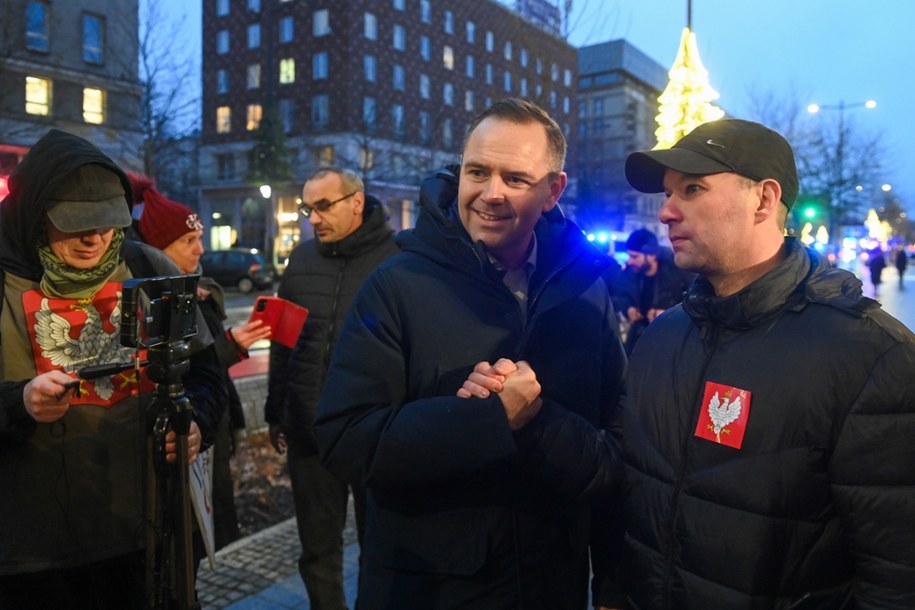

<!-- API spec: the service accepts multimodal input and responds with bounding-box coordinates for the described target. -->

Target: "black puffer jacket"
[315,167,626,609]
[618,238,915,608]
[264,195,399,452]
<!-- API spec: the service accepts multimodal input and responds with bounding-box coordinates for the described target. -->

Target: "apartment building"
[198,0,577,266]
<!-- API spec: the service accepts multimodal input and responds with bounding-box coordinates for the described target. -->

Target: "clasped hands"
[456,358,542,430]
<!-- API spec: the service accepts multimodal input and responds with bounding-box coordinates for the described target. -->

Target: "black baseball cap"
[46,164,132,232]
[625,119,799,209]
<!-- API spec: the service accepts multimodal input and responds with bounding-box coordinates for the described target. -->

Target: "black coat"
[315,167,626,609]
[265,196,399,452]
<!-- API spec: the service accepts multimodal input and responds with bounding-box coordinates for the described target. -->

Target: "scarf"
[38,229,126,299]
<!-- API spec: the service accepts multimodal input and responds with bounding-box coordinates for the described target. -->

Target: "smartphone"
[249,296,309,349]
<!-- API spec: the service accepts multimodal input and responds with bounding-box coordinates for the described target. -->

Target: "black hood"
[0,129,134,280]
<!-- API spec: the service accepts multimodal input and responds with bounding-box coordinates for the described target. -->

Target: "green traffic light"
[803,207,816,219]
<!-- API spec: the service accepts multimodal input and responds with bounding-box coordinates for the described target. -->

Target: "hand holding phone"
[249,296,309,349]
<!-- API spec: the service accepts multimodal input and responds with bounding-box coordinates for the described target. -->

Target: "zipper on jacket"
[321,259,348,376]
[662,321,720,607]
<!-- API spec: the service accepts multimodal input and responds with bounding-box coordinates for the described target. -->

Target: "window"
[551,63,559,81]
[485,63,492,85]
[464,90,474,112]
[279,58,295,84]
[392,64,405,91]
[363,97,376,129]
[443,11,454,34]
[247,24,261,48]
[485,31,493,52]
[550,90,557,108]
[312,95,329,128]
[25,76,50,115]
[246,104,263,130]
[363,55,377,82]
[392,25,405,51]
[279,99,294,133]
[217,69,229,94]
[536,57,543,74]
[313,52,328,79]
[420,36,430,61]
[442,46,454,70]
[443,83,454,106]
[317,145,334,166]
[419,111,430,143]
[520,48,528,67]
[420,0,431,23]
[82,14,104,64]
[364,13,377,40]
[563,96,570,114]
[216,30,229,54]
[313,9,330,36]
[26,1,48,51]
[419,73,430,99]
[442,118,453,147]
[503,71,511,92]
[466,21,475,44]
[216,0,229,16]
[393,0,405,10]
[247,0,261,11]
[360,147,374,170]
[216,106,231,133]
[279,16,294,43]
[520,77,528,97]
[217,153,235,180]
[465,55,474,77]
[503,42,512,61]
[244,64,259,89]
[392,104,404,137]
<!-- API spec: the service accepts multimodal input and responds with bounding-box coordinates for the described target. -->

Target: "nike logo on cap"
[706,139,726,149]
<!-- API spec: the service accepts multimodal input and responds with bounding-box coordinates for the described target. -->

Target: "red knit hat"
[135,177,204,250]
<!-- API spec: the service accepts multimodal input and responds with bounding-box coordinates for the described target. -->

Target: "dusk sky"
[158,0,913,210]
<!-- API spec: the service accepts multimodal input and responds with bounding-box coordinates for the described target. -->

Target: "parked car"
[200,248,275,293]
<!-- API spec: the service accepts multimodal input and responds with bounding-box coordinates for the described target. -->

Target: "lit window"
[247,23,261,48]
[279,58,295,84]
[393,64,405,91]
[247,0,261,11]
[465,55,474,77]
[216,106,231,133]
[442,46,453,70]
[216,0,229,16]
[26,1,49,52]
[364,55,377,82]
[464,90,474,112]
[364,13,377,40]
[420,36,430,61]
[25,76,51,115]
[279,99,294,133]
[360,147,373,170]
[393,25,405,51]
[443,83,454,106]
[485,31,493,52]
[392,104,404,136]
[312,95,329,127]
[82,14,103,64]
[466,21,475,44]
[279,16,294,43]
[313,9,330,36]
[83,87,104,124]
[363,97,376,128]
[313,52,328,79]
[216,30,229,54]
[419,74,430,99]
[217,69,229,94]
[247,64,261,89]
[420,0,430,22]
[246,104,263,131]
[444,11,454,34]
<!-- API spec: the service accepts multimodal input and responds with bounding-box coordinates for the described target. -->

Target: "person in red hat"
[133,175,271,551]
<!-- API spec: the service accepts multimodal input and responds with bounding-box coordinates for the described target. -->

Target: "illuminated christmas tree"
[654,27,725,149]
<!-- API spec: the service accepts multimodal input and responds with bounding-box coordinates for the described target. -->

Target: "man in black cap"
[0,129,226,607]
[614,227,693,354]
[461,118,915,607]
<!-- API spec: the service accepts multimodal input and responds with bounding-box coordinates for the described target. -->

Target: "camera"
[121,274,199,350]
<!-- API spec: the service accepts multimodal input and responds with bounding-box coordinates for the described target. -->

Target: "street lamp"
[260,184,276,264]
[806,98,878,241]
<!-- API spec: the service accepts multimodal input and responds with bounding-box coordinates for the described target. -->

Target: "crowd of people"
[1,99,913,610]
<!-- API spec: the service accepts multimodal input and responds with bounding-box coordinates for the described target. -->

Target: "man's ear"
[544,171,568,212]
[353,191,365,215]
[756,178,783,223]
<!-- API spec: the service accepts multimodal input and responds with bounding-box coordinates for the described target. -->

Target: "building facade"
[198,0,578,267]
[0,0,144,196]
[571,39,668,245]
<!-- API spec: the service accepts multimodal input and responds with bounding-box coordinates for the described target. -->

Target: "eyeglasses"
[298,192,357,218]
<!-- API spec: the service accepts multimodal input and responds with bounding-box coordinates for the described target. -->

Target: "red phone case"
[249,296,309,349]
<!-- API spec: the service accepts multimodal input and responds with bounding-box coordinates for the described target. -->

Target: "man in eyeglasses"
[264,166,399,609]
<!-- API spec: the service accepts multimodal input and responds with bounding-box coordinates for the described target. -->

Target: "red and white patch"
[694,381,752,449]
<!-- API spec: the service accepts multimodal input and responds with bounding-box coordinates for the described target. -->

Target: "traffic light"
[795,199,821,221]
